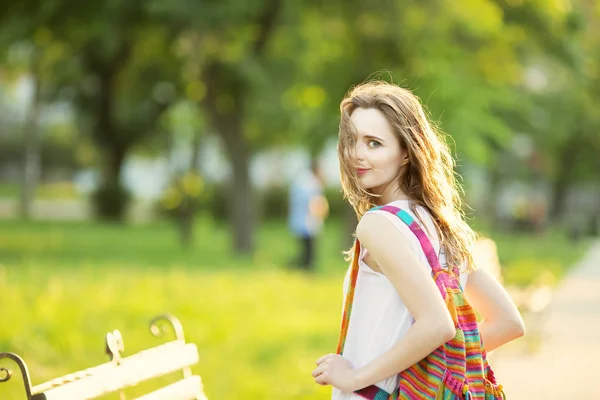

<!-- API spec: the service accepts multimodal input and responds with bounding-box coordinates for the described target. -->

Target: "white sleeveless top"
[332,200,468,399]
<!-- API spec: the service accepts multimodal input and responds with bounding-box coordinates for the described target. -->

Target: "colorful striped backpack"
[336,205,506,400]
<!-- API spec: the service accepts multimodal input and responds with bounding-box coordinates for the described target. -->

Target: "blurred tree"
[539,9,600,220]
[0,33,46,218]
[496,0,600,220]
[156,100,208,249]
[19,45,41,220]
[1,0,181,220]
[67,4,180,220]
[151,0,286,254]
[154,0,588,250]
[275,0,532,237]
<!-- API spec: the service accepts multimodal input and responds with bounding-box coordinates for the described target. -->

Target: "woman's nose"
[354,142,366,161]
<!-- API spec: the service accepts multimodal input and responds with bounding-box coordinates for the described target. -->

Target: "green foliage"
[91,182,131,221]
[156,181,229,222]
[1,0,599,235]
[204,184,230,222]
[1,0,184,224]
[157,172,205,217]
[0,135,78,171]
[324,187,348,219]
[258,185,289,221]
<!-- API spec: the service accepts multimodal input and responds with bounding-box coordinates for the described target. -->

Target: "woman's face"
[349,107,407,192]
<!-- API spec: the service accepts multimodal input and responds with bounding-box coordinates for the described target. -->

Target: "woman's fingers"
[314,354,336,386]
[316,353,335,365]
[314,371,329,385]
[311,363,327,378]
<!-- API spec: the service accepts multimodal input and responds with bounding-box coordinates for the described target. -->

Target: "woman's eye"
[368,140,381,148]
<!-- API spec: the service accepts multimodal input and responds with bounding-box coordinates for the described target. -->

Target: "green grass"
[0,216,349,400]
[0,183,19,198]
[0,215,349,272]
[0,215,591,399]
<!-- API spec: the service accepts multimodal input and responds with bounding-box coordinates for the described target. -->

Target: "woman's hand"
[312,353,359,392]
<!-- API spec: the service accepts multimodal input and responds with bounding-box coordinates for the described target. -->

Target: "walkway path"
[492,241,600,399]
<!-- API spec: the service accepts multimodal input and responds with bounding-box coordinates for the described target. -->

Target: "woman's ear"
[399,146,410,166]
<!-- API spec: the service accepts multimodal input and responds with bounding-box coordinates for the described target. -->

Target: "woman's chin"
[357,176,382,193]
[356,178,370,189]
[358,182,377,192]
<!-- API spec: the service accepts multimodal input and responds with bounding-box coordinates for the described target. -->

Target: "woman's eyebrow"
[364,134,385,142]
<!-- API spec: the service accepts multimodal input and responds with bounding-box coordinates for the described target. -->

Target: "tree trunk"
[226,134,255,254]
[196,0,282,254]
[178,131,203,249]
[106,145,127,185]
[487,162,503,224]
[216,113,255,254]
[20,53,42,220]
[202,63,255,255]
[91,144,129,221]
[550,169,570,222]
[178,206,194,249]
[190,130,202,172]
[83,41,133,221]
[91,70,131,221]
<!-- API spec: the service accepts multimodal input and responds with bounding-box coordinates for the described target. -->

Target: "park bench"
[0,314,208,400]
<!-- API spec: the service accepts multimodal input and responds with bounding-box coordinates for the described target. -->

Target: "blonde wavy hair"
[338,81,477,272]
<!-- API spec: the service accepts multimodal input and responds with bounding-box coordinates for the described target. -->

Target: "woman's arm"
[350,213,455,390]
[464,268,525,352]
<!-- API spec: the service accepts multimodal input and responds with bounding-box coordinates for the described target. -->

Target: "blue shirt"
[288,172,324,237]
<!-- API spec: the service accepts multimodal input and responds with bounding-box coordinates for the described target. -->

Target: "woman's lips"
[357,168,370,176]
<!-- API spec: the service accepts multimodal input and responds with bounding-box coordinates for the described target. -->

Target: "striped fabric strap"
[336,240,361,355]
[336,241,396,399]
[355,385,394,400]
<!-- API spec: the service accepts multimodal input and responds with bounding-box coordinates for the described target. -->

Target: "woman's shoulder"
[357,207,435,271]
[356,211,413,252]
[360,201,439,245]
[358,202,418,241]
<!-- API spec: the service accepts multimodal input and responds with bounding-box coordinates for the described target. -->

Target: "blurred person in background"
[288,158,329,272]
[312,82,524,399]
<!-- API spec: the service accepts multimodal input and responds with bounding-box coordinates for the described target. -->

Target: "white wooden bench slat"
[37,342,198,400]
[32,340,184,394]
[135,375,208,400]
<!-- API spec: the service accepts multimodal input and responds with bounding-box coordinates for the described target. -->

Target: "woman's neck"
[373,185,411,205]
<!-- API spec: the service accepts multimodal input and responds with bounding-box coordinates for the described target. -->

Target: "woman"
[312,81,525,398]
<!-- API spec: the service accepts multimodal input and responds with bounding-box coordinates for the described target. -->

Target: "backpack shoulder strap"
[336,239,360,355]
